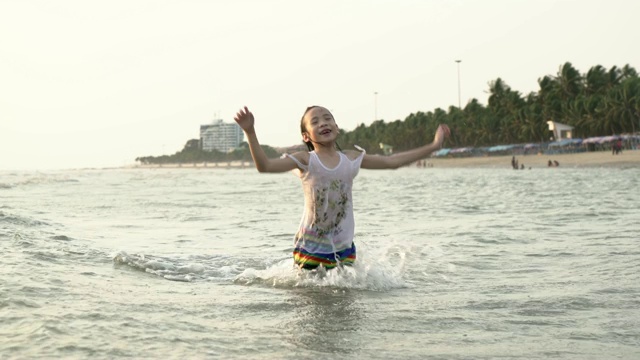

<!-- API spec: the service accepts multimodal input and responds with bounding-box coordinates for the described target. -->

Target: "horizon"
[2,0,639,170]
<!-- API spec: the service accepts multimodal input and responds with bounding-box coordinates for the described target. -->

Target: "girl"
[234,106,450,270]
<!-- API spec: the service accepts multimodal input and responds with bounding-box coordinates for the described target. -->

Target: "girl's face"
[302,107,339,145]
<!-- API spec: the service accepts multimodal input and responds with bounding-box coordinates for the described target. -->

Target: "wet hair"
[300,106,342,152]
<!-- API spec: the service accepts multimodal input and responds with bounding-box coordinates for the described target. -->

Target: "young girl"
[234,106,450,270]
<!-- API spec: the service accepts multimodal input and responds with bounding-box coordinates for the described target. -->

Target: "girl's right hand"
[234,106,255,133]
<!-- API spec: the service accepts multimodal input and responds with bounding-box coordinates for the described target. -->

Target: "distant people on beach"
[548,160,560,167]
[511,157,528,170]
[612,138,623,155]
[511,156,519,170]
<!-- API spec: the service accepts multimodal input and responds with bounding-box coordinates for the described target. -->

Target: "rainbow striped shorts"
[293,242,356,270]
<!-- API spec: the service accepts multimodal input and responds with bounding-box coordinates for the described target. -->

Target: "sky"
[1,0,638,170]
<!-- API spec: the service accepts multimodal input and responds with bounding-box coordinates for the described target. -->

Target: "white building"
[200,119,244,153]
[547,121,574,141]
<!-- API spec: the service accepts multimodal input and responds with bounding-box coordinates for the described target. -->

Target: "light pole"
[455,60,462,108]
[374,91,378,120]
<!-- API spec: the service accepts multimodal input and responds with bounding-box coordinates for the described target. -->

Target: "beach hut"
[547,121,574,141]
[379,143,393,155]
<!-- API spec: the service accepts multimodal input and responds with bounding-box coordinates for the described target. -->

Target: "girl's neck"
[313,143,341,169]
[313,142,338,155]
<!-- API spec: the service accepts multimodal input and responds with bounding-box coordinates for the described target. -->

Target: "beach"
[130,150,640,170]
[428,149,640,168]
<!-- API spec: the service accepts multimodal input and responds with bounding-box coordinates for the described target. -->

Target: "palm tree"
[585,65,608,95]
[555,62,583,101]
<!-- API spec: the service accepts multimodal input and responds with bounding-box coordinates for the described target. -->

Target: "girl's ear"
[302,132,311,143]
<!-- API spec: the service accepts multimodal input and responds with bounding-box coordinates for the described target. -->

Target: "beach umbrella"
[433,148,451,157]
[598,136,617,144]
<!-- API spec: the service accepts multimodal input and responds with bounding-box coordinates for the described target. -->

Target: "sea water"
[1,166,639,359]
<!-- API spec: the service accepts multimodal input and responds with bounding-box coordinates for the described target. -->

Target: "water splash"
[234,242,410,291]
[113,241,412,290]
[112,251,207,282]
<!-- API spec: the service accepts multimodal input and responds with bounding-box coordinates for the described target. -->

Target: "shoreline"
[127,150,640,170]
[129,161,254,169]
[427,149,640,169]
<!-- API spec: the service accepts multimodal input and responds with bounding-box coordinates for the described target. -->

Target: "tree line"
[137,62,639,163]
[135,139,281,165]
[340,62,639,154]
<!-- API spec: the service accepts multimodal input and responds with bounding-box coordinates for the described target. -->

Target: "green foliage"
[137,62,640,162]
[136,139,279,165]
[340,62,639,153]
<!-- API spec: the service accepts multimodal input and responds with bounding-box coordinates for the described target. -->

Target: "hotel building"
[200,119,244,153]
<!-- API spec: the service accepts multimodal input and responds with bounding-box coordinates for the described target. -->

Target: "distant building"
[379,143,393,155]
[200,119,244,153]
[547,121,574,141]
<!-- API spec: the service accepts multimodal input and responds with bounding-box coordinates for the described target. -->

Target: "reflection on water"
[284,287,364,356]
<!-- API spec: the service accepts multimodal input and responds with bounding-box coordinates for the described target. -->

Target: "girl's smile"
[302,106,339,145]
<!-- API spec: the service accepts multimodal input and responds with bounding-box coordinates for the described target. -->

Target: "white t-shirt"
[286,149,365,254]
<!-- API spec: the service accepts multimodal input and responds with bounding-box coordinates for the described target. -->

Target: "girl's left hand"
[433,124,451,148]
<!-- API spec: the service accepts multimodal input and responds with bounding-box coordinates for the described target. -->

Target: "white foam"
[112,240,442,288]
[234,242,410,291]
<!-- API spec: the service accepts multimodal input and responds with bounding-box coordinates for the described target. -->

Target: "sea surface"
[1,166,639,359]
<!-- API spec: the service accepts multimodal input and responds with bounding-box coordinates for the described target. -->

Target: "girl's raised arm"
[234,106,300,173]
[361,124,450,169]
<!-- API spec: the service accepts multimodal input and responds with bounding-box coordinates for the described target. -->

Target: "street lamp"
[455,60,462,108]
[374,91,378,120]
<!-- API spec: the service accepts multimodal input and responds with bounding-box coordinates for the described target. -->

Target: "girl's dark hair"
[300,106,342,152]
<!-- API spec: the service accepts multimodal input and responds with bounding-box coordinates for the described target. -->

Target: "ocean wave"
[112,251,227,282]
[0,172,80,191]
[0,210,49,227]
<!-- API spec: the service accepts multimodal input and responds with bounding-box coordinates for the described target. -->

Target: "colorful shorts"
[293,243,356,270]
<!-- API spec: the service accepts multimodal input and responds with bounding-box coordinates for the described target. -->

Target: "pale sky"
[1,0,637,170]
